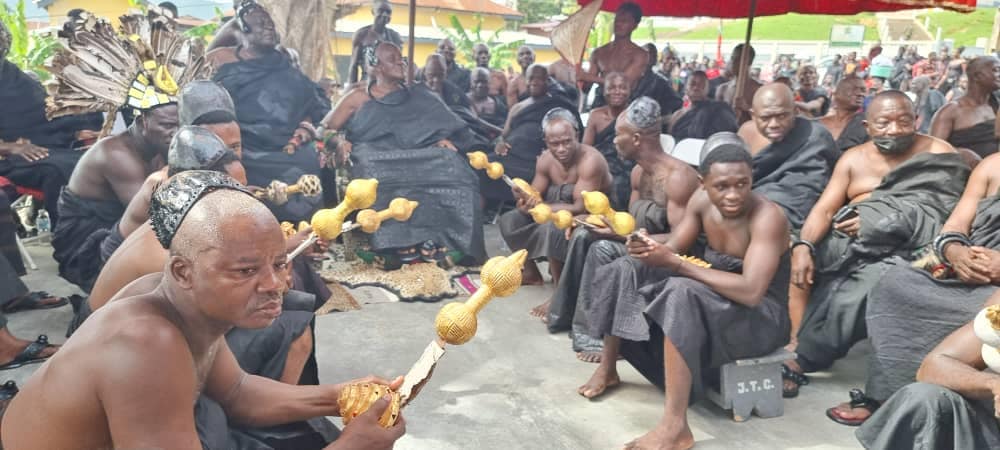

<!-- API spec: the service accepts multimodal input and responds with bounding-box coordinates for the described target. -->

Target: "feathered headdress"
[45,7,211,137]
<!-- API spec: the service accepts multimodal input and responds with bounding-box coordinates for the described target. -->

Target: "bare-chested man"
[817,76,869,152]
[584,72,633,209]
[3,171,406,450]
[930,56,1000,159]
[473,43,507,99]
[548,96,700,362]
[716,44,763,124]
[786,91,970,397]
[349,0,403,85]
[498,108,611,300]
[576,2,648,91]
[469,67,509,128]
[507,45,536,107]
[580,136,791,450]
[51,98,178,292]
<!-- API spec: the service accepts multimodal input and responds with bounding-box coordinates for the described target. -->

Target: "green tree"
[183,7,226,41]
[517,0,566,24]
[0,0,61,81]
[436,14,524,69]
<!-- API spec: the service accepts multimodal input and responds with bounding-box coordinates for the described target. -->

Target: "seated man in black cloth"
[827,149,1000,426]
[793,65,830,118]
[550,97,700,363]
[423,54,500,143]
[930,56,1000,160]
[0,21,102,227]
[584,72,635,210]
[579,137,791,450]
[207,1,331,222]
[498,108,611,306]
[437,38,471,92]
[469,67,509,129]
[666,70,738,142]
[785,91,970,398]
[322,42,486,264]
[817,76,869,153]
[2,171,403,450]
[52,96,178,293]
[484,64,581,206]
[855,293,1000,449]
[473,43,507,100]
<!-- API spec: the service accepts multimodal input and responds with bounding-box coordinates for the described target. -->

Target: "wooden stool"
[705,348,794,422]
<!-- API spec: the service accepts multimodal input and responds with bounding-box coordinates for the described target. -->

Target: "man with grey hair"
[548,96,700,362]
[499,107,612,315]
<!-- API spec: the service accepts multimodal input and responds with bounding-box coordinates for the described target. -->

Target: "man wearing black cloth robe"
[584,72,634,210]
[550,97,699,363]
[794,65,830,118]
[817,76,869,153]
[667,71,738,142]
[578,137,792,450]
[436,38,471,92]
[423,54,499,145]
[930,56,1000,159]
[207,1,331,222]
[482,64,580,205]
[785,91,970,398]
[322,42,486,264]
[469,67,508,129]
[0,21,102,227]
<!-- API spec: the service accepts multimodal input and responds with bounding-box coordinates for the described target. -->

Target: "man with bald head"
[785,91,971,397]
[930,56,1000,159]
[507,45,536,106]
[473,43,507,99]
[436,38,471,91]
[818,76,870,152]
[424,54,501,143]
[549,97,700,362]
[469,67,509,129]
[3,171,406,450]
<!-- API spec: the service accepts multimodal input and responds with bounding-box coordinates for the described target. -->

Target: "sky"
[4,0,227,21]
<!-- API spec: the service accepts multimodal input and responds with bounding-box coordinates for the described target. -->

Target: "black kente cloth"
[52,188,125,292]
[947,120,998,159]
[752,117,839,230]
[477,96,508,128]
[0,190,24,276]
[447,64,471,92]
[345,85,486,263]
[213,50,330,154]
[516,77,580,106]
[670,100,739,142]
[592,71,683,116]
[796,152,970,372]
[798,88,830,118]
[498,184,574,261]
[829,112,870,152]
[856,383,1000,450]
[98,221,124,263]
[593,120,634,211]
[864,195,1000,401]
[588,248,790,399]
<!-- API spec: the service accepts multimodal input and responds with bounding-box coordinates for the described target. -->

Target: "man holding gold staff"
[2,171,404,450]
[579,134,793,450]
[497,108,612,318]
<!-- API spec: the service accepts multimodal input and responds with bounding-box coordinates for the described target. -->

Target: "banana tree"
[0,0,61,81]
[435,14,524,69]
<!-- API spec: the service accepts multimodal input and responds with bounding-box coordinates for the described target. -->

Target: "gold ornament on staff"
[974,305,1000,372]
[467,151,504,180]
[353,198,419,233]
[528,203,573,230]
[257,174,323,206]
[337,250,530,427]
[287,178,378,259]
[582,191,636,236]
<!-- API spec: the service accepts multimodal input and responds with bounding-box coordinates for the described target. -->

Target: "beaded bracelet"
[933,232,972,267]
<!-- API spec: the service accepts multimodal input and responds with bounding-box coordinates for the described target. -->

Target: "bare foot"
[529,299,551,322]
[577,365,620,399]
[624,421,695,450]
[521,261,544,286]
[576,351,602,363]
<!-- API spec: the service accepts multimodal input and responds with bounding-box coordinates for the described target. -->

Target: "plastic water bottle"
[35,210,50,233]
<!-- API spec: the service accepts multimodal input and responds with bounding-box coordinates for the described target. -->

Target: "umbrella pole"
[407,0,417,85]
[733,0,758,112]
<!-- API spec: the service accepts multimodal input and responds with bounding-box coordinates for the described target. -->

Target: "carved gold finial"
[435,250,528,345]
[581,191,635,236]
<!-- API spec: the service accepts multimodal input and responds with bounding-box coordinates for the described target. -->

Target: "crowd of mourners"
[0,0,999,448]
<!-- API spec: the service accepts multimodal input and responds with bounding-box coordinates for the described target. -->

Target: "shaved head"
[751,83,796,142]
[866,90,914,120]
[753,83,795,111]
[966,56,1000,92]
[170,189,278,259]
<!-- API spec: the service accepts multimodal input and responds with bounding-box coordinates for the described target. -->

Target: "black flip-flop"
[826,388,880,426]
[3,291,69,313]
[781,364,810,398]
[0,335,56,371]
[0,380,18,417]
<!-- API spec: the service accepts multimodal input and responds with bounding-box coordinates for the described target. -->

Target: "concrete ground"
[11,226,866,449]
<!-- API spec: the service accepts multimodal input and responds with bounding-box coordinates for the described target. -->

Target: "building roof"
[336,0,523,20]
[334,18,549,48]
[35,0,56,8]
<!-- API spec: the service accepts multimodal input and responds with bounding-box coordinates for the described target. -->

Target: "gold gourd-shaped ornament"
[435,250,528,345]
[467,151,504,180]
[528,203,573,230]
[975,305,1000,372]
[257,175,323,206]
[355,198,419,233]
[337,251,530,427]
[287,179,378,259]
[581,191,636,236]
